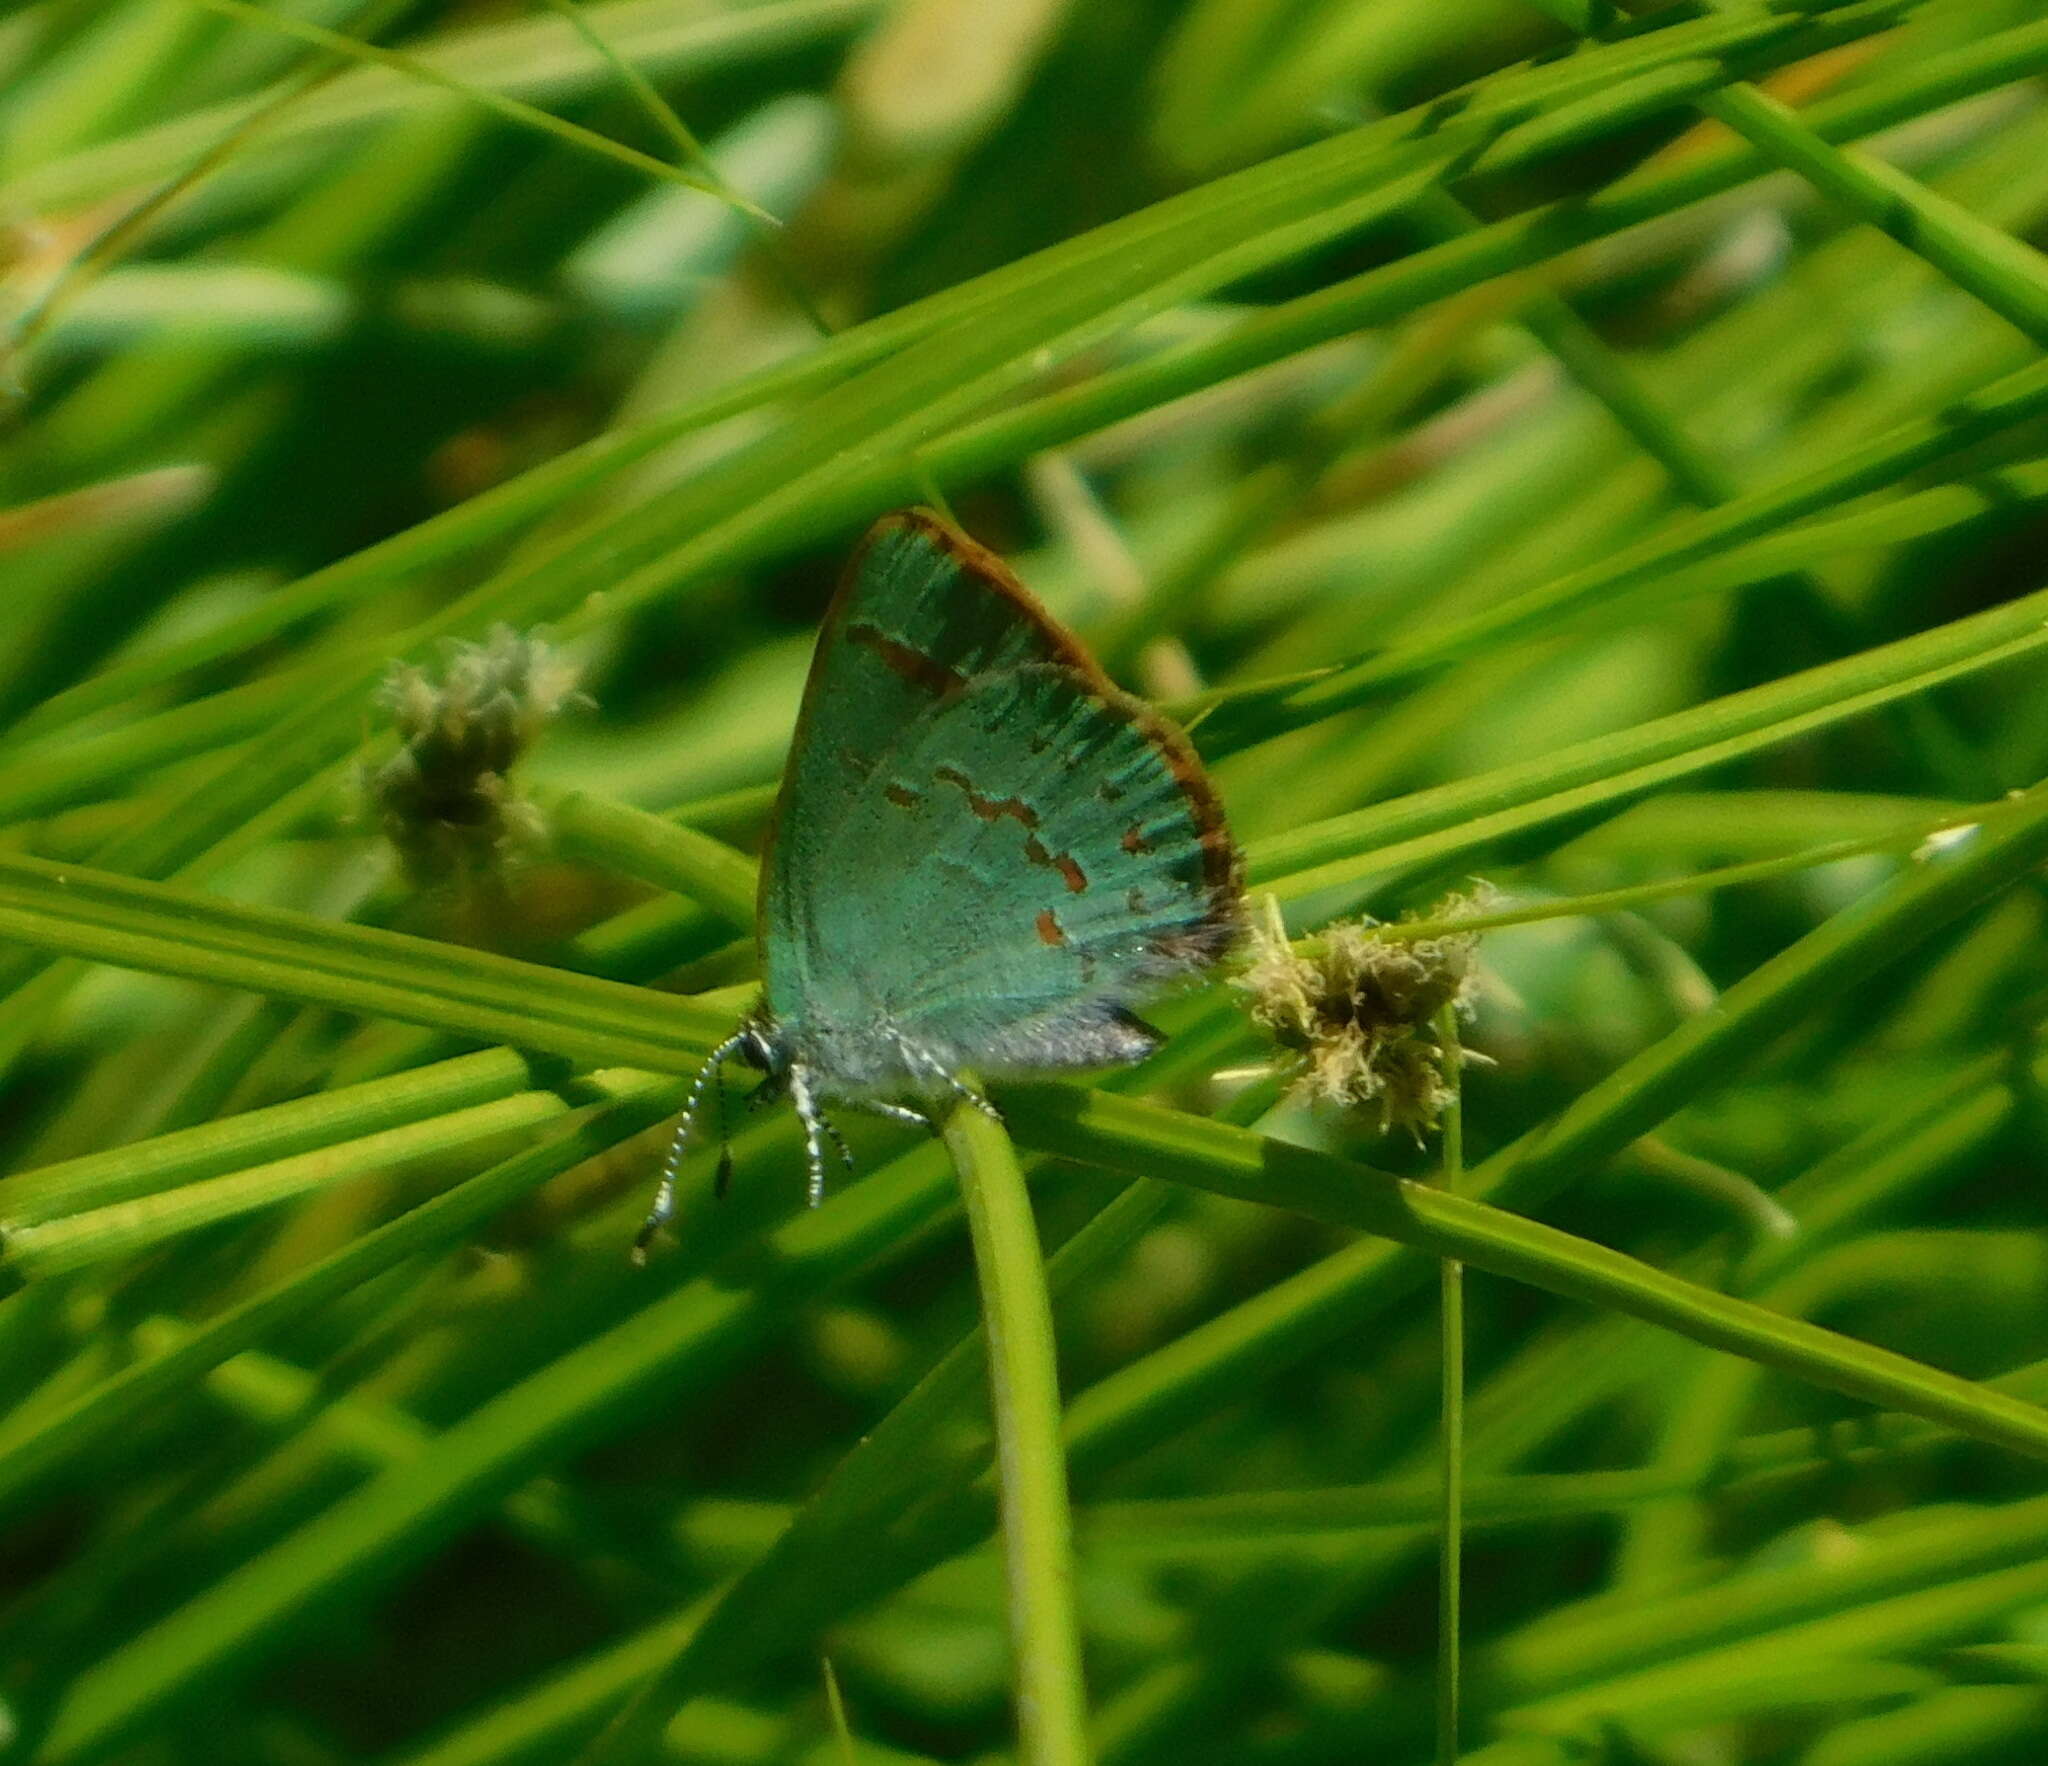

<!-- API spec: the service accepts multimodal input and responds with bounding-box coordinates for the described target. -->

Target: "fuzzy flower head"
[371,626,582,886]
[1235,891,1487,1137]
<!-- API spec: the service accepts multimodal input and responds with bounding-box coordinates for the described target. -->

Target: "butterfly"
[639,508,1241,1249]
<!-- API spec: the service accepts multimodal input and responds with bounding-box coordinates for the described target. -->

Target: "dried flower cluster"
[371,626,581,886]
[1235,892,1486,1137]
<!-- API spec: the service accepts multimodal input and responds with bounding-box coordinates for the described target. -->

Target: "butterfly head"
[733,1010,788,1083]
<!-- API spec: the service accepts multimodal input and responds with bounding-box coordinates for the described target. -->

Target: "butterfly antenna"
[635,1031,746,1264]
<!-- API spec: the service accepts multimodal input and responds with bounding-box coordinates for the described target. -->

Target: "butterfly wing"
[758,510,1064,1017]
[758,509,1239,1092]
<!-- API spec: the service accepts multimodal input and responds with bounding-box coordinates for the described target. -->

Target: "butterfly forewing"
[759,510,1240,1093]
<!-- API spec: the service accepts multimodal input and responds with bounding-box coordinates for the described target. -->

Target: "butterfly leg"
[636,1031,749,1263]
[788,1065,835,1209]
[890,1034,1002,1123]
[937,1072,1003,1122]
[844,1098,934,1130]
[819,1111,857,1173]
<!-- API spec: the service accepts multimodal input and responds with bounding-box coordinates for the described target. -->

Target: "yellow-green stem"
[942,1091,1093,1766]
[1435,1005,1467,1766]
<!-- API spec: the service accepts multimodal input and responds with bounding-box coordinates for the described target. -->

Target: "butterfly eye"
[738,1025,780,1073]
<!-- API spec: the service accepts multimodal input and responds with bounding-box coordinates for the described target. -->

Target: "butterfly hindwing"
[758,510,1239,1093]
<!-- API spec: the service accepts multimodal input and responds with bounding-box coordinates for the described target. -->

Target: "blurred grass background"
[4,0,2048,1761]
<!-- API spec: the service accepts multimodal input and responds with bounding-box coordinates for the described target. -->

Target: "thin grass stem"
[1435,1004,1467,1766]
[941,1090,1093,1766]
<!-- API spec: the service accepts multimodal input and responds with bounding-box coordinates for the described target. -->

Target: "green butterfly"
[643,509,1241,1243]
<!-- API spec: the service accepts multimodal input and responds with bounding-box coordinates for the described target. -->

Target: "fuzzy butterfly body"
[641,509,1241,1243]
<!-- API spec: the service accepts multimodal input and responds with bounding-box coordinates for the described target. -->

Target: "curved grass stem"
[942,1088,1093,1766]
